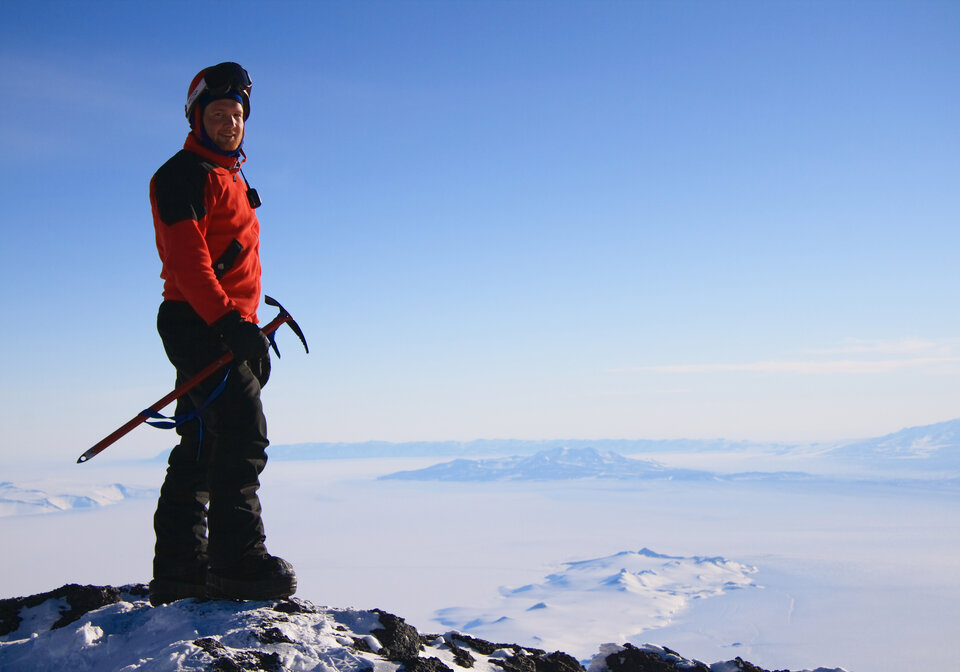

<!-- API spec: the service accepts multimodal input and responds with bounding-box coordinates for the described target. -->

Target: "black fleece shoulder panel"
[153,150,217,226]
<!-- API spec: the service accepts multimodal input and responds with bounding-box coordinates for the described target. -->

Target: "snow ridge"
[436,549,760,658]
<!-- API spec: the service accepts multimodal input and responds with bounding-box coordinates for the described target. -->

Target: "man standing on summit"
[148,62,295,605]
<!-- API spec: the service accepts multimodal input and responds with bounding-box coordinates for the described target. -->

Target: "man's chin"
[215,138,242,152]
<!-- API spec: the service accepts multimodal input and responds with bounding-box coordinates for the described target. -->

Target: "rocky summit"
[0,584,845,672]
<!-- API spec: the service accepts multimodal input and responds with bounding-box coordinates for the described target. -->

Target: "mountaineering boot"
[149,577,207,606]
[206,553,297,600]
[149,564,208,606]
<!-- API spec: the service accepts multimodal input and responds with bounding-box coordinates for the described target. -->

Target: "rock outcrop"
[0,584,844,672]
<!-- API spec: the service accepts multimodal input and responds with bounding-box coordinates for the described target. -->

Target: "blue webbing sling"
[141,365,232,457]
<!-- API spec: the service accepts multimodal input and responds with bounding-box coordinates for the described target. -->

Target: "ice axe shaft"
[76,296,307,464]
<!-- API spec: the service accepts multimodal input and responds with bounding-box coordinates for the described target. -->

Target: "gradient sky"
[1,0,958,464]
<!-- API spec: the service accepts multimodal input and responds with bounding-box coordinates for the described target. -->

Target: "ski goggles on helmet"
[185,62,252,120]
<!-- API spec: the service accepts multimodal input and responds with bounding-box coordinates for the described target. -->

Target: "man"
[148,62,296,605]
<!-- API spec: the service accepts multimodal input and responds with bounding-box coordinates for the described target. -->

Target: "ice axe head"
[264,295,309,358]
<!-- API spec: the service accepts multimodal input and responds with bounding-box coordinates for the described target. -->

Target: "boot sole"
[206,574,297,601]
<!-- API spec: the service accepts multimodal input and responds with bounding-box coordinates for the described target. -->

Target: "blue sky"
[1,0,958,463]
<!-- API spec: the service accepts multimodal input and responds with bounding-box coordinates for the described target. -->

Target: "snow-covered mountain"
[0,481,153,517]
[828,417,960,469]
[379,447,714,482]
[436,549,759,657]
[0,583,846,672]
[379,447,826,483]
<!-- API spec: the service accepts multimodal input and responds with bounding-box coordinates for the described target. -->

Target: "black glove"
[214,310,270,362]
[252,353,271,388]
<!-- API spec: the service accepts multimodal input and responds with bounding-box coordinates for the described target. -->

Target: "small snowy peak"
[436,550,759,659]
[0,482,153,517]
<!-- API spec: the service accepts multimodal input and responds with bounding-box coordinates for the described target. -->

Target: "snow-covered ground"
[0,433,957,672]
[0,585,844,672]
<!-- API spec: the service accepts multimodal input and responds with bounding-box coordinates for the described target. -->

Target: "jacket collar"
[183,134,246,170]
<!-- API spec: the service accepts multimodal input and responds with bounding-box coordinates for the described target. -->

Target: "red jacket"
[151,135,261,325]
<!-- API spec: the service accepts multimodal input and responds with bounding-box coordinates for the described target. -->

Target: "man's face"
[202,98,245,152]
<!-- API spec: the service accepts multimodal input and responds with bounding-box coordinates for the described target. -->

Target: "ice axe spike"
[76,296,308,464]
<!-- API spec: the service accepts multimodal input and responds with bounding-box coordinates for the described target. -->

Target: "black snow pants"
[153,300,271,581]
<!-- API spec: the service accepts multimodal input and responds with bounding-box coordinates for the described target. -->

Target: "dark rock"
[0,583,149,636]
[257,626,294,645]
[354,636,378,653]
[402,657,455,672]
[430,632,529,657]
[420,634,479,668]
[194,637,229,656]
[603,643,710,672]
[273,598,320,614]
[446,638,477,668]
[194,636,284,672]
[537,651,585,672]
[492,652,537,672]
[372,609,423,662]
[719,657,791,672]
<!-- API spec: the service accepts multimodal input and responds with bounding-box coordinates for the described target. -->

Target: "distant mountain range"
[270,418,960,475]
[11,420,958,519]
[372,419,960,483]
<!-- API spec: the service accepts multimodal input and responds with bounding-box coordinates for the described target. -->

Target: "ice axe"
[76,295,308,464]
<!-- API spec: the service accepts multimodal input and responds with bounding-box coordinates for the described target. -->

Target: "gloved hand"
[252,353,271,388]
[214,310,270,362]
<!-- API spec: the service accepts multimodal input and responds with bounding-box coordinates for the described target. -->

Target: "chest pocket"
[213,239,243,280]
